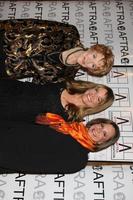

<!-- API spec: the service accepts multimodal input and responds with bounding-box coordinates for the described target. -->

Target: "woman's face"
[88,123,115,144]
[77,49,104,72]
[81,87,107,108]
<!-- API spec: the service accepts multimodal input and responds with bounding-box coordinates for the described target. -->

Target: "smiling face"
[77,49,105,72]
[81,87,107,108]
[88,123,115,144]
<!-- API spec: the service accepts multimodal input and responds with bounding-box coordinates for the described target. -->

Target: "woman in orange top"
[0,114,120,174]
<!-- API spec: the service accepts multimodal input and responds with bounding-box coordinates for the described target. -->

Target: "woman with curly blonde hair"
[0,19,114,84]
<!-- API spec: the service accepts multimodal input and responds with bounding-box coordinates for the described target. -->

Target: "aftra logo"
[118,143,132,152]
[112,137,133,160]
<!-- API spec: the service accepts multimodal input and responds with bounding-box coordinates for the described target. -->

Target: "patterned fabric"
[0,19,82,84]
[36,112,96,151]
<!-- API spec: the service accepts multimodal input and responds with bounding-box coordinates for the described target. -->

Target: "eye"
[95,88,99,93]
[93,54,96,59]
[103,131,106,137]
[98,97,102,103]
[92,64,95,68]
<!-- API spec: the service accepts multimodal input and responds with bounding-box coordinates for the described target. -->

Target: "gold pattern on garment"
[26,44,32,57]
[1,19,82,83]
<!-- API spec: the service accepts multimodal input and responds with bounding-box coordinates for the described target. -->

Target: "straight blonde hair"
[65,80,114,121]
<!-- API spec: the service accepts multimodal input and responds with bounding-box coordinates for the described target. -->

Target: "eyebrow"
[101,123,104,128]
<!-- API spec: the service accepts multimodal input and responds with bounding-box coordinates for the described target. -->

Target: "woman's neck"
[61,89,83,109]
[61,47,84,66]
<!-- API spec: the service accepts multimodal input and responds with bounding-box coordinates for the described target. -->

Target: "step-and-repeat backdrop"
[0,165,133,200]
[0,0,133,199]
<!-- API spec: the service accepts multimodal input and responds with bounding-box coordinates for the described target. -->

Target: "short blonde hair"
[85,44,114,77]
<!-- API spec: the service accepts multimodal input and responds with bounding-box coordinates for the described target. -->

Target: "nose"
[95,127,103,139]
[87,63,93,69]
[90,92,98,103]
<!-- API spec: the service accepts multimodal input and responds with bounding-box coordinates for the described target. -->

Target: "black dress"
[0,120,89,174]
[0,79,89,174]
[0,79,68,122]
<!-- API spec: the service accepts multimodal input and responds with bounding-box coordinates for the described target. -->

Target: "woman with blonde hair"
[65,80,114,121]
[0,79,114,122]
[0,19,114,84]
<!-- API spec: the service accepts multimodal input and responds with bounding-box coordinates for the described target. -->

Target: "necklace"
[60,47,84,66]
